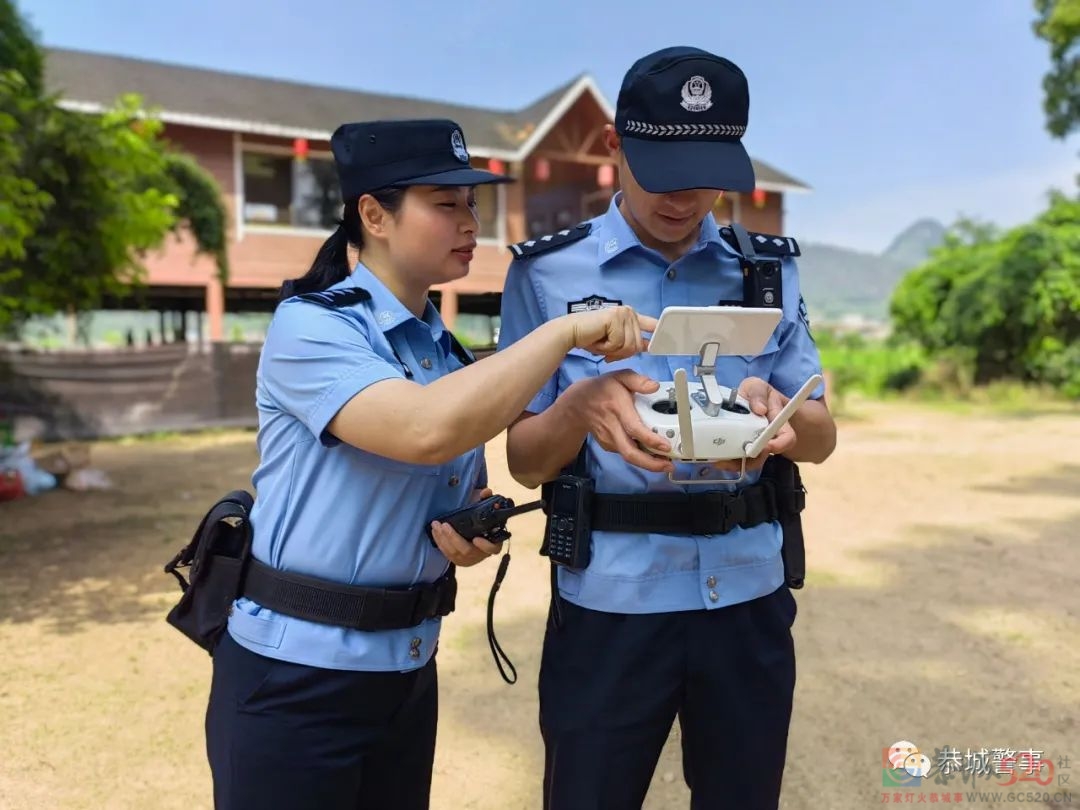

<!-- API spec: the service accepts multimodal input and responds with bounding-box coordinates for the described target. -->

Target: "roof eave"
[755,180,812,194]
[56,98,520,160]
[510,75,615,161]
[57,89,810,189]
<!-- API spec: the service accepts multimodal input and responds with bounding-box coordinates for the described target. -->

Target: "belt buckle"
[694,491,741,535]
[717,493,747,534]
[411,572,457,625]
[691,492,720,535]
[439,573,458,616]
[409,585,437,626]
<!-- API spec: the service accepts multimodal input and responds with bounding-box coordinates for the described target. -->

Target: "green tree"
[0,73,50,275]
[889,219,1001,354]
[0,0,228,334]
[1034,0,1080,138]
[1,0,55,282]
[0,0,41,95]
[164,152,229,282]
[890,194,1080,395]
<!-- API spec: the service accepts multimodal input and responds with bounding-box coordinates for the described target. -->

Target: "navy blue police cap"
[615,46,756,194]
[330,119,513,198]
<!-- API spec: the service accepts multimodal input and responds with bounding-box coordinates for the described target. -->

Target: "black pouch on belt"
[761,456,807,589]
[163,490,254,654]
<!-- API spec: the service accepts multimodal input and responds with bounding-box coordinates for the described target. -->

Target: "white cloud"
[786,152,1079,253]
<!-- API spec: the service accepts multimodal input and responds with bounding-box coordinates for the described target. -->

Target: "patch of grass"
[815,330,1078,418]
[108,426,255,446]
[895,381,1078,417]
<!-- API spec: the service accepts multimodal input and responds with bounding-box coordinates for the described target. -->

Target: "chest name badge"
[567,295,622,314]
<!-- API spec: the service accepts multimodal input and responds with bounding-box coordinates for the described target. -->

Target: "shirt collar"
[346,262,448,343]
[596,193,643,265]
[597,192,726,265]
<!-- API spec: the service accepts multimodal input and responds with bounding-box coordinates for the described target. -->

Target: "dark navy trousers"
[205,632,438,810]
[539,584,798,810]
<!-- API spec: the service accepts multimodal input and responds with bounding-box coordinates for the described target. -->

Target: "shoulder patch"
[719,227,801,257]
[294,288,372,308]
[508,222,592,260]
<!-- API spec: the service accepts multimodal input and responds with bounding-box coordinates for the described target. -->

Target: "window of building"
[242,148,502,235]
[293,158,342,229]
[242,151,342,229]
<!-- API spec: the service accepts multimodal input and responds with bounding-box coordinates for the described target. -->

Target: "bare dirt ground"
[0,400,1077,810]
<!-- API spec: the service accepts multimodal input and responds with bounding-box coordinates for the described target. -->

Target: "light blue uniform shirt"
[228,263,485,671]
[497,193,824,615]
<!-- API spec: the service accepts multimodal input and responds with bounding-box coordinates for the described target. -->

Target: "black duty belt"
[242,558,457,631]
[589,481,791,535]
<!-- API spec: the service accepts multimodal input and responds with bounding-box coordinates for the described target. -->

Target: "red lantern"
[488,158,505,175]
[752,188,767,208]
[597,163,615,188]
[534,158,551,182]
[293,138,309,162]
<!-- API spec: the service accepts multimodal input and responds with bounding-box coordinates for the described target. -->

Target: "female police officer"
[204,118,655,810]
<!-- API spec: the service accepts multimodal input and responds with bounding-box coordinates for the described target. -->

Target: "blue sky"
[17,0,1078,253]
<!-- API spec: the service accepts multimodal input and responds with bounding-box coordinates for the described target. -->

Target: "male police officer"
[497,47,837,809]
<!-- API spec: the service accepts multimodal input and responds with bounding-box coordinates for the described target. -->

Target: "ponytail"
[278,188,405,302]
[278,225,350,301]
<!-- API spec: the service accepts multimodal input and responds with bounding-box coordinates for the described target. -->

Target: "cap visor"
[398,167,514,187]
[621,137,755,194]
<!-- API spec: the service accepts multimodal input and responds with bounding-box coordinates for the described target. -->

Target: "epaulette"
[719,226,801,258]
[294,288,372,308]
[508,222,592,260]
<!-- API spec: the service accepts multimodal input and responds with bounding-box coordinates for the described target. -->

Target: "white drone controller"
[634,306,824,485]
